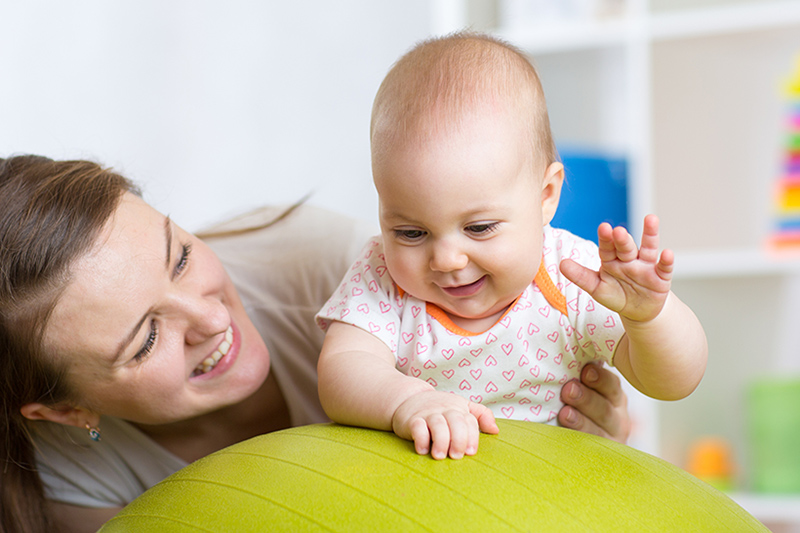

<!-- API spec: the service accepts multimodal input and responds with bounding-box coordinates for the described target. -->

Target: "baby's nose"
[429,242,469,272]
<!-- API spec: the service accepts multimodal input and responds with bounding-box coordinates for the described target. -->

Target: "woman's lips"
[441,276,486,297]
[191,323,238,378]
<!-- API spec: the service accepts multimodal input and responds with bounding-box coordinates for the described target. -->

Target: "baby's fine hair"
[370,31,558,169]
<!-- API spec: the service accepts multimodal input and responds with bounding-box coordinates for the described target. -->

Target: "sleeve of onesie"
[315,237,404,356]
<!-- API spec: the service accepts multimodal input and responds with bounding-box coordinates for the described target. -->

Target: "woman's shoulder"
[203,203,376,308]
[31,417,185,508]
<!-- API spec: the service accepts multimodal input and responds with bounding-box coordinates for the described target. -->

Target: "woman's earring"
[85,424,101,442]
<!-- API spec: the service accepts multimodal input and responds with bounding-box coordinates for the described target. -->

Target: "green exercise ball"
[99,420,767,532]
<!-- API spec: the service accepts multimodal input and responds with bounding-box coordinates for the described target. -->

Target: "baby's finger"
[443,412,472,459]
[657,248,675,280]
[638,215,661,263]
[596,223,618,262]
[611,226,638,262]
[409,417,432,456]
[427,414,452,460]
[560,258,600,295]
[465,412,481,456]
[470,402,499,435]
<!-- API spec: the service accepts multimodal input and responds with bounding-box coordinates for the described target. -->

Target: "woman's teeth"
[193,326,233,376]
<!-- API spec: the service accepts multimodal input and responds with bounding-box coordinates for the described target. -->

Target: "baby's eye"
[394,229,426,241]
[465,222,499,235]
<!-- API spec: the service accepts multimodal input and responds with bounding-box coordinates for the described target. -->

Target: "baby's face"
[373,109,560,325]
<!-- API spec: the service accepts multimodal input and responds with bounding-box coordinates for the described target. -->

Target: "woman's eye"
[134,320,158,363]
[394,229,426,241]
[466,222,499,235]
[175,243,192,275]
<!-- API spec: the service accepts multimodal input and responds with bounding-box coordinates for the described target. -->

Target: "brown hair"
[0,155,139,533]
[371,31,558,172]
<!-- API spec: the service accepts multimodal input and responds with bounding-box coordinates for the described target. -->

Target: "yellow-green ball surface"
[99,420,767,532]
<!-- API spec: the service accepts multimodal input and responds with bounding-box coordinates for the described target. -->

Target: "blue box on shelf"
[550,149,629,244]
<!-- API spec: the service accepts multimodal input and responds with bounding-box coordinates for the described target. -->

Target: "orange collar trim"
[424,296,522,337]
[533,261,569,318]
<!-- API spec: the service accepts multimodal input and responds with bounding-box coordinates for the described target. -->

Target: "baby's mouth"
[192,326,234,376]
[441,276,486,297]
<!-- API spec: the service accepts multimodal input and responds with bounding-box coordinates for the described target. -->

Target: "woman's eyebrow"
[113,217,172,362]
[164,216,173,270]
[115,313,151,363]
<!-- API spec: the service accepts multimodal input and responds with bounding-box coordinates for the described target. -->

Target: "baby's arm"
[317,321,498,459]
[560,215,707,400]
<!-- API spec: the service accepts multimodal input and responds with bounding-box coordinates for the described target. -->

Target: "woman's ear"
[541,162,565,225]
[20,402,100,430]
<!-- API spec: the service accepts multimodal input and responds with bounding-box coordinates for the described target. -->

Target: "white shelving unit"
[731,493,800,529]
[676,248,800,279]
[433,0,800,529]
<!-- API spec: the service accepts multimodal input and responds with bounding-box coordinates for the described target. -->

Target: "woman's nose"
[180,293,230,346]
[429,241,469,272]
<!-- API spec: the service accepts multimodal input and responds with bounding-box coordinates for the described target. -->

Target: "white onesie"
[316,225,625,423]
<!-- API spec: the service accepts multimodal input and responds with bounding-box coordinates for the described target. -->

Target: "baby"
[316,32,707,460]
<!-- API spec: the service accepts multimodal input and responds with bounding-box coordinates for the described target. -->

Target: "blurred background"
[3,0,800,529]
[0,1,434,229]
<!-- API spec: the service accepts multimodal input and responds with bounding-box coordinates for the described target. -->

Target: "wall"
[0,1,433,230]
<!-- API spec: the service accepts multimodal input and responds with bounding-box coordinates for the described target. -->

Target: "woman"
[0,155,631,533]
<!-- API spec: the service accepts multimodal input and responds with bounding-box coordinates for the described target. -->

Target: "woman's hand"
[558,364,631,444]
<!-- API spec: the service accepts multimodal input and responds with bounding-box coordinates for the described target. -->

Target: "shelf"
[729,492,800,524]
[497,18,633,54]
[495,0,800,55]
[649,0,800,42]
[674,248,800,280]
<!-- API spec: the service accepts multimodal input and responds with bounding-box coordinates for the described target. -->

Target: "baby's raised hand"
[560,215,673,323]
[391,391,498,460]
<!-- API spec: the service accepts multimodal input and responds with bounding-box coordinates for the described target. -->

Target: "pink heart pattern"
[315,228,624,424]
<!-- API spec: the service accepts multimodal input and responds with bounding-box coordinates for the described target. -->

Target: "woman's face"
[42,193,271,425]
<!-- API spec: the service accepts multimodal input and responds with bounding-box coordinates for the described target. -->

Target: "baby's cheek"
[385,254,418,289]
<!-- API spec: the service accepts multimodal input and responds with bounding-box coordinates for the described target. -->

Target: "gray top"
[31,204,374,507]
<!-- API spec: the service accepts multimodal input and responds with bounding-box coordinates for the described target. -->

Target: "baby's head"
[371,31,558,177]
[370,32,564,327]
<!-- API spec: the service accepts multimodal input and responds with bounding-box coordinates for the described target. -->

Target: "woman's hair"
[0,155,139,533]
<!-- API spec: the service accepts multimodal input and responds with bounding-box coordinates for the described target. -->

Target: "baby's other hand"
[391,391,498,460]
[560,214,673,323]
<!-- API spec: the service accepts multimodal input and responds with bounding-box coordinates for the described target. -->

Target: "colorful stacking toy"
[771,55,800,248]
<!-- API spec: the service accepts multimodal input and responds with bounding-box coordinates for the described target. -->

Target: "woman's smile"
[191,322,238,378]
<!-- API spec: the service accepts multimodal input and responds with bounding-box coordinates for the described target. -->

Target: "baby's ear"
[20,402,100,430]
[541,162,564,225]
